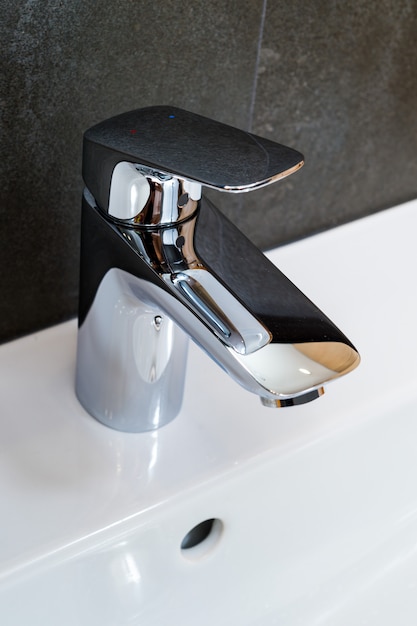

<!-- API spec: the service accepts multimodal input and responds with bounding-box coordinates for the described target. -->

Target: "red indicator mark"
[129,129,137,135]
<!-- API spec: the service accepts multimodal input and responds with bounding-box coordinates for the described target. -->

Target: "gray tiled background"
[1,0,417,343]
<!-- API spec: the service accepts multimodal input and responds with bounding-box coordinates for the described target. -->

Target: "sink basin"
[1,199,417,625]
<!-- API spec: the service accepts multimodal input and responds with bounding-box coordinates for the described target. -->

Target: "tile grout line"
[248,0,268,133]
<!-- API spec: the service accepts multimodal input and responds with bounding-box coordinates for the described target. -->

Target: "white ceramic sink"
[1,200,417,625]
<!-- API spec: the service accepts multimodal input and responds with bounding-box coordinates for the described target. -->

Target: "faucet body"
[76,107,360,432]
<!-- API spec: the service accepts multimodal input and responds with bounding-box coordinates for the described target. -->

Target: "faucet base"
[76,267,189,432]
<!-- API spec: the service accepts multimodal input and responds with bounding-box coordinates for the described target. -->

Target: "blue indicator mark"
[168,114,176,119]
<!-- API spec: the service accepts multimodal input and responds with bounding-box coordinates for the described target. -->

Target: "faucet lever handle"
[83,106,304,214]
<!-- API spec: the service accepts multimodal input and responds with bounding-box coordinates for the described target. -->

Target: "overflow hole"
[180,518,223,559]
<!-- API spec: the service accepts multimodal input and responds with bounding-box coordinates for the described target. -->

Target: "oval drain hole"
[180,518,223,559]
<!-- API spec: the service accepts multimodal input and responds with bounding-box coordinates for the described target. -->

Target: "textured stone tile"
[243,0,417,249]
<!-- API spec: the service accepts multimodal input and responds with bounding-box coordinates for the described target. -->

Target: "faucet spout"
[75,107,360,432]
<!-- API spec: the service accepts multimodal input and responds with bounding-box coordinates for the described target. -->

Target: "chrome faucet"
[76,106,360,432]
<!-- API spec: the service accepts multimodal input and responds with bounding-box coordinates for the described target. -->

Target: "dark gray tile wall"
[246,0,417,248]
[1,0,417,343]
